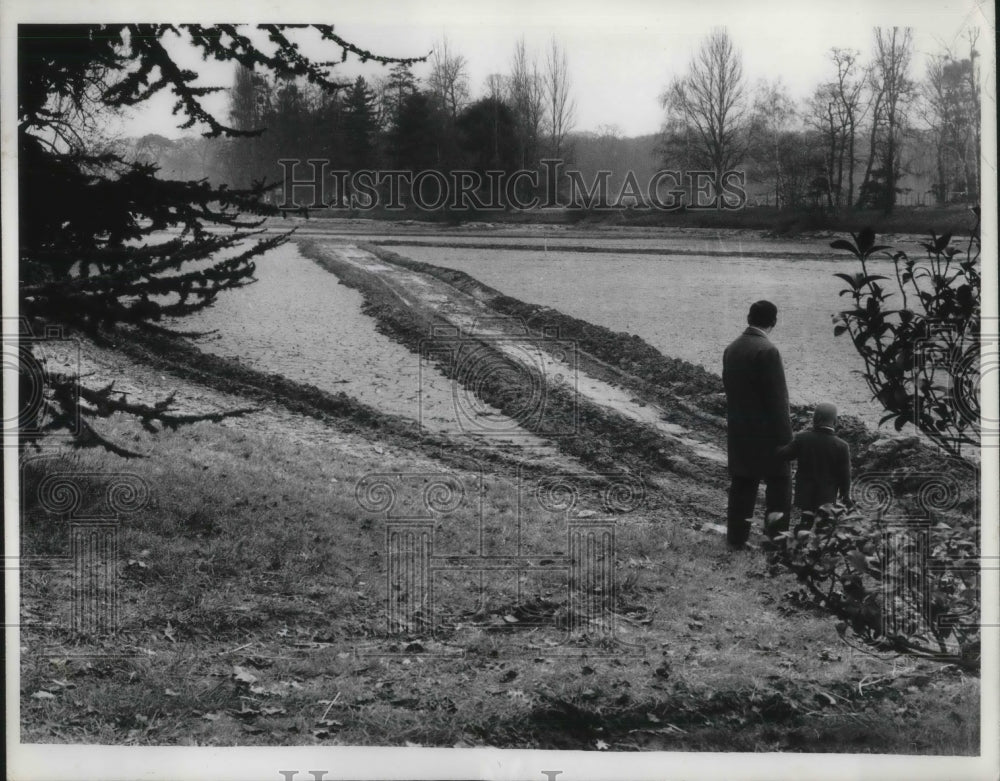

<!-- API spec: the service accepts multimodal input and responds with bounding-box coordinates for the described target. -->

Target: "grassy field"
[18,237,980,753]
[19,414,979,751]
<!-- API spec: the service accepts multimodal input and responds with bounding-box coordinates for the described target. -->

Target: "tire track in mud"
[298,240,734,532]
[106,233,733,524]
[311,241,726,468]
[152,241,578,474]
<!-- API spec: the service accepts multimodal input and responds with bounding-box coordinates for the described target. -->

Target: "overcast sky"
[91,0,992,139]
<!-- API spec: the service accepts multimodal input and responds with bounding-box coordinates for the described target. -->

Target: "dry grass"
[17,226,982,753]
[19,406,979,752]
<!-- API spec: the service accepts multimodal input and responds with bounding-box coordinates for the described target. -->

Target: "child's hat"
[813,402,838,429]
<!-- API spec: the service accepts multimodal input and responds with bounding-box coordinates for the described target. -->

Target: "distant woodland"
[123,27,982,214]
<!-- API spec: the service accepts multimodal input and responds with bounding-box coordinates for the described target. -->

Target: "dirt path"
[313,241,725,466]
[161,242,577,474]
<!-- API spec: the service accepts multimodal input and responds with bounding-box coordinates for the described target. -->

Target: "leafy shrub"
[771,503,979,671]
[830,208,981,458]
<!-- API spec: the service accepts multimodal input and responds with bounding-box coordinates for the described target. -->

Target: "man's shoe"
[726,519,752,550]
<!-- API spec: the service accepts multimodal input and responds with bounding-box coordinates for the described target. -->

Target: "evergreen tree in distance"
[343,76,379,173]
[17,24,422,455]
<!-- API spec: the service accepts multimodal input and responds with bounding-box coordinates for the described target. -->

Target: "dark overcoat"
[722,328,792,477]
[777,429,852,511]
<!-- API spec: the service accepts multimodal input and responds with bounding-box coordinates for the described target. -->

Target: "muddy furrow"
[318,241,725,467]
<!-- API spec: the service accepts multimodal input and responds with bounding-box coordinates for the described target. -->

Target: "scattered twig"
[318,693,341,722]
[217,642,254,656]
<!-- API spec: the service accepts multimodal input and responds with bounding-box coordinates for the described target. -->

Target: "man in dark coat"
[722,300,793,548]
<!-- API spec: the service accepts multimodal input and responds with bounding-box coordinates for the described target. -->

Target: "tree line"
[208,37,577,208]
[662,26,981,212]
[129,25,981,215]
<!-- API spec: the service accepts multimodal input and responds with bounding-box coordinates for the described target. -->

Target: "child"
[775,402,852,530]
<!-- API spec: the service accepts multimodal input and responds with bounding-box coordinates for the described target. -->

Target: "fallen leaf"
[234,704,261,719]
[502,614,519,624]
[232,666,258,685]
[202,712,221,721]
[31,691,56,700]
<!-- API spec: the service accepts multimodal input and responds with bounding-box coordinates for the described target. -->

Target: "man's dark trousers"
[723,326,793,547]
[726,474,791,546]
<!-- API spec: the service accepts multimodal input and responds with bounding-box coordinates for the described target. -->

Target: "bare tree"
[544,37,576,160]
[484,73,506,103]
[596,123,624,194]
[750,78,795,207]
[507,38,545,169]
[428,37,470,121]
[806,50,865,210]
[923,28,982,203]
[923,56,949,203]
[830,49,865,206]
[858,27,914,212]
[660,28,749,205]
[964,28,982,199]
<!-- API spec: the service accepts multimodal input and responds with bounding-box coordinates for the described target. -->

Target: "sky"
[33,0,996,139]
